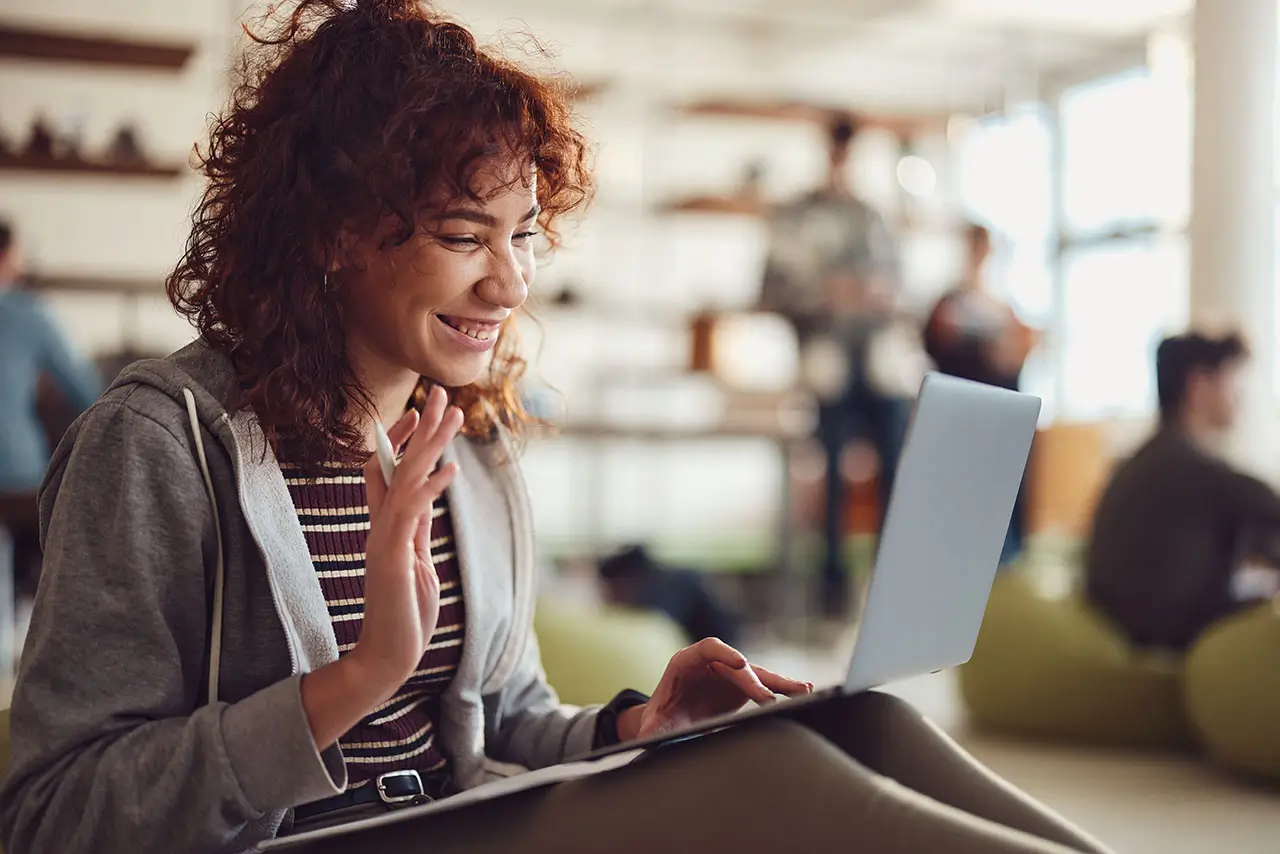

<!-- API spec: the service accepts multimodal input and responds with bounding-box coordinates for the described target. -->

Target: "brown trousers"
[295,691,1113,854]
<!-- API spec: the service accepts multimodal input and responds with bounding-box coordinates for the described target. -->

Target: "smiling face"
[338,157,539,395]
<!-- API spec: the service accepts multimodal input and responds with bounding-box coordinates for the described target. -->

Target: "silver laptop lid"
[844,373,1041,694]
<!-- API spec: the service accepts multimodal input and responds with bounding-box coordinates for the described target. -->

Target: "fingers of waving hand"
[378,462,459,549]
[412,506,444,592]
[363,388,463,533]
[413,507,436,562]
[412,511,443,615]
[398,386,464,488]
[365,408,419,519]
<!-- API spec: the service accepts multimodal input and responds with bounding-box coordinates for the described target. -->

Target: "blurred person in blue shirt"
[0,220,102,492]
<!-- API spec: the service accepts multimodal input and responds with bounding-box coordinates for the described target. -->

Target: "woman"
[925,223,1040,565]
[924,223,1038,394]
[0,3,1109,853]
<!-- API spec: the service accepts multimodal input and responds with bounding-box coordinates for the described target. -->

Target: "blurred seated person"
[0,220,103,492]
[598,544,744,647]
[924,223,1039,565]
[0,220,102,595]
[1086,332,1280,652]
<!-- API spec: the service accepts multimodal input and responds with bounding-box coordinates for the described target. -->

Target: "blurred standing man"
[759,114,910,618]
[0,220,101,595]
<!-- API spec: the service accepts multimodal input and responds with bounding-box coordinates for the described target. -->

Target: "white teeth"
[448,320,495,341]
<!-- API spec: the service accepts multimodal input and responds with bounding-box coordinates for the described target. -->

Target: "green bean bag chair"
[958,573,1193,749]
[534,600,686,707]
[1184,602,1280,781]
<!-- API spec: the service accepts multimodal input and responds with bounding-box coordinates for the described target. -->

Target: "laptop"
[261,372,1039,849]
[581,371,1041,759]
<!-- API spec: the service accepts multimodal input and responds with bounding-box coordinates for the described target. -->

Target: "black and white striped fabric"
[283,464,466,789]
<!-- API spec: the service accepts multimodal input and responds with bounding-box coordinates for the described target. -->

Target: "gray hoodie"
[0,341,599,854]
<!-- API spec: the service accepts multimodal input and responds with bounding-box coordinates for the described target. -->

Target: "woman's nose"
[480,245,530,309]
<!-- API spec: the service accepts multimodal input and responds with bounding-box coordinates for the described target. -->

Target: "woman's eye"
[513,231,539,244]
[439,235,481,247]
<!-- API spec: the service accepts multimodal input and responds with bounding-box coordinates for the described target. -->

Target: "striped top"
[283,464,465,789]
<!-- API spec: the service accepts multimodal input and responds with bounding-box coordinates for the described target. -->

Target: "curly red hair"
[167,0,591,469]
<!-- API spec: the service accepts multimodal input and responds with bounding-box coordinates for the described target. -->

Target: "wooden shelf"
[548,77,610,101]
[678,100,831,124]
[525,298,689,327]
[27,273,164,295]
[657,195,765,218]
[0,151,185,178]
[656,194,960,237]
[674,99,949,138]
[0,23,194,71]
[556,419,809,444]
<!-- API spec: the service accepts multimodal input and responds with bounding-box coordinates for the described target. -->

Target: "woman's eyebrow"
[436,204,541,226]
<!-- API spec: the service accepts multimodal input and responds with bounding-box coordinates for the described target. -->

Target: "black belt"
[293,769,450,825]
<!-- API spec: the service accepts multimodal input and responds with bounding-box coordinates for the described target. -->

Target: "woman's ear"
[331,227,363,273]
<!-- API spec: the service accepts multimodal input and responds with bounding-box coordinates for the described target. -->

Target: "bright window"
[1060,238,1189,419]
[1056,65,1192,420]
[957,105,1054,242]
[989,238,1055,322]
[956,106,1055,416]
[1061,67,1191,234]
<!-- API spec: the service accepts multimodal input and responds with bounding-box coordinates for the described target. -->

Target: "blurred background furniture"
[959,572,1193,750]
[534,599,686,707]
[1183,602,1280,782]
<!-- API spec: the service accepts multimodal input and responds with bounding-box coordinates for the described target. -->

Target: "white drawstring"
[184,388,225,705]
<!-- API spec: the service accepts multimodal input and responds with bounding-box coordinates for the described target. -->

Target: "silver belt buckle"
[376,769,427,807]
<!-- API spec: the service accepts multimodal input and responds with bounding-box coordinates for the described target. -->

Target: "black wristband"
[592,688,650,749]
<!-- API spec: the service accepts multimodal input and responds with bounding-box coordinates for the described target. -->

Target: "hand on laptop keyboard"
[616,638,813,742]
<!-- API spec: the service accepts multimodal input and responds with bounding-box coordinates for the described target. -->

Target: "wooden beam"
[0,151,185,179]
[26,273,165,295]
[655,195,957,237]
[674,99,950,138]
[0,23,194,71]
[566,79,611,101]
[540,74,612,102]
[657,195,766,218]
